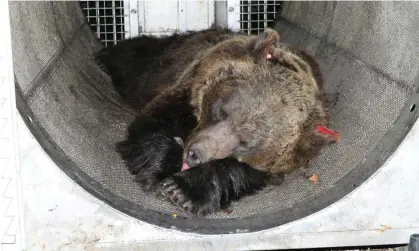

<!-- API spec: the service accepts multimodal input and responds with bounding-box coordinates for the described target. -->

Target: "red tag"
[181,162,190,171]
[266,53,272,60]
[316,125,340,138]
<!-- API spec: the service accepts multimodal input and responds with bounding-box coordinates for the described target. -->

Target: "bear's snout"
[184,121,239,167]
[185,148,203,168]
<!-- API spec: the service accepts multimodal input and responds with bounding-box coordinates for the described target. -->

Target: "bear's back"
[96,28,240,111]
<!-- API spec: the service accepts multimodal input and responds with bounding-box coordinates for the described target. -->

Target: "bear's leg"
[158,158,269,217]
[116,117,185,192]
[117,95,197,192]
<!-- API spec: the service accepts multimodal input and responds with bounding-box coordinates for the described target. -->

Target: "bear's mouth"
[173,137,191,171]
[181,161,190,171]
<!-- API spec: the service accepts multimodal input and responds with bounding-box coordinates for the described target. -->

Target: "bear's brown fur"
[140,28,337,176]
[97,27,339,216]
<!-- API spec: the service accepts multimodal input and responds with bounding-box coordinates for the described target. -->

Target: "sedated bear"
[95,27,340,217]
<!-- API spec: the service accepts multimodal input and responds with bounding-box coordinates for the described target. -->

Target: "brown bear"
[95,27,339,217]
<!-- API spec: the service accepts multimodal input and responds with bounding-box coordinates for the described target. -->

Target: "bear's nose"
[185,149,201,168]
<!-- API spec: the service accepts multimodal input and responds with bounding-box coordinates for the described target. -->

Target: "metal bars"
[239,0,281,35]
[79,1,126,47]
[78,1,282,46]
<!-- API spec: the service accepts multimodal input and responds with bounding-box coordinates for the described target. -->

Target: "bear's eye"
[236,140,250,153]
[219,109,228,120]
[211,99,228,122]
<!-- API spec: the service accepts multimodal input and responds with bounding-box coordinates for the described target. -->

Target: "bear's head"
[180,29,327,171]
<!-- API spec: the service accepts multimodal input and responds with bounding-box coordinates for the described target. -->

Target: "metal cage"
[239,0,281,35]
[79,0,127,47]
[79,0,282,46]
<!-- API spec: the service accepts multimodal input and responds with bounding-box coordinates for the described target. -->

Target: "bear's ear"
[249,28,280,54]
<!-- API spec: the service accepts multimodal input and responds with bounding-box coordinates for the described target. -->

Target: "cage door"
[127,0,215,37]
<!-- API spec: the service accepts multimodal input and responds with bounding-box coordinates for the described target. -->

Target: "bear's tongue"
[181,162,190,171]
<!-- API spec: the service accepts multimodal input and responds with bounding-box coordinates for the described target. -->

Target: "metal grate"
[78,1,281,45]
[239,0,281,35]
[79,0,126,47]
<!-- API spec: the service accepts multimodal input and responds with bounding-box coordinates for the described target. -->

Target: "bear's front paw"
[158,176,219,217]
[116,131,184,192]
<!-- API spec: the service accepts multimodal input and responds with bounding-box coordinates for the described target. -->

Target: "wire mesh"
[239,0,281,35]
[79,0,126,47]
[79,1,281,45]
